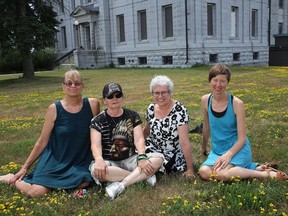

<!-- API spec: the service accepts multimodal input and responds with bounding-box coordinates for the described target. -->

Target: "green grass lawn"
[0,66,287,216]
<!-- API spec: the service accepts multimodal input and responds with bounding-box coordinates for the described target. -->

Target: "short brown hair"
[208,64,231,83]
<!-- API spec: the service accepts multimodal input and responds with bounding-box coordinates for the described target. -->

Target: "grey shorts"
[89,152,164,185]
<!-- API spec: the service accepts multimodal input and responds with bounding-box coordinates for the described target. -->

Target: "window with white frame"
[60,26,67,49]
[231,6,239,37]
[138,10,147,41]
[251,9,258,37]
[163,4,173,38]
[117,14,125,43]
[207,3,216,36]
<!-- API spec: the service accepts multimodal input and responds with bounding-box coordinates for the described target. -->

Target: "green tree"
[0,0,60,78]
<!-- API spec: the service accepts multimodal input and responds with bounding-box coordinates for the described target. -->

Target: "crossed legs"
[91,156,164,187]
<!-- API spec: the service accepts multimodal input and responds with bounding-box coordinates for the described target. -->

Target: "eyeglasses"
[152,91,170,97]
[63,82,83,87]
[106,92,123,99]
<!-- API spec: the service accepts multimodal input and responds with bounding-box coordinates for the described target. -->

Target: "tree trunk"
[19,0,35,78]
[22,53,35,78]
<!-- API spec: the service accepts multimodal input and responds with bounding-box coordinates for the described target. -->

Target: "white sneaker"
[146,174,157,187]
[105,182,125,200]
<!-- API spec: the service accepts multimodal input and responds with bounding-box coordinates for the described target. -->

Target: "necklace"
[107,108,123,127]
[109,115,120,127]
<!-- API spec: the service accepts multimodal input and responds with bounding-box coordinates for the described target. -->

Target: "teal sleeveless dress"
[201,93,258,170]
[24,98,94,189]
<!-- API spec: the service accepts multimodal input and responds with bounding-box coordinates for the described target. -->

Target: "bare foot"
[266,170,288,181]
[0,174,15,184]
[256,162,278,171]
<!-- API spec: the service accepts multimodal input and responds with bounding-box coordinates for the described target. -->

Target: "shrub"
[0,50,23,74]
[0,48,56,74]
[32,48,57,71]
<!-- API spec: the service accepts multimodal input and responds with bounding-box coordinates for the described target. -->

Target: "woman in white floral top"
[143,75,195,177]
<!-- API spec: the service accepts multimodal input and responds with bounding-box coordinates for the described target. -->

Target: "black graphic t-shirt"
[90,108,142,161]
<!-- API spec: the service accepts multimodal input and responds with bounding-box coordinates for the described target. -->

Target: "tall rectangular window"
[231,6,239,37]
[279,22,283,34]
[138,10,147,40]
[71,0,75,10]
[207,3,216,36]
[61,26,67,49]
[251,9,258,37]
[59,0,64,13]
[163,5,173,38]
[117,14,125,42]
[279,0,283,9]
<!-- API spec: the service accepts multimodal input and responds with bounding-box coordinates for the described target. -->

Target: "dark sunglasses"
[106,92,123,99]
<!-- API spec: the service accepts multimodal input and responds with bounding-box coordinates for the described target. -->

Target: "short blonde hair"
[64,70,83,83]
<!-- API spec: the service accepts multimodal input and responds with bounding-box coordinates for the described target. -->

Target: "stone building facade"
[54,0,287,68]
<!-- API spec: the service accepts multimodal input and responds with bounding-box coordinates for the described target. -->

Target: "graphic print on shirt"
[110,119,134,160]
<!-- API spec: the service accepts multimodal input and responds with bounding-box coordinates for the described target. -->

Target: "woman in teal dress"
[198,64,288,182]
[0,70,100,197]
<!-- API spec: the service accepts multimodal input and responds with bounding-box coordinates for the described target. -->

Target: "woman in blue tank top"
[198,64,287,182]
[0,70,100,197]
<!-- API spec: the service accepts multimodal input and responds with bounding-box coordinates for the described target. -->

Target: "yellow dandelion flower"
[269,203,275,207]
[183,200,189,206]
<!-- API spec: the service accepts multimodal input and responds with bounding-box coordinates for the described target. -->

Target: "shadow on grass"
[0,76,63,89]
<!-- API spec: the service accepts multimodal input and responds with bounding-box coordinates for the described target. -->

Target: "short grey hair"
[149,75,174,94]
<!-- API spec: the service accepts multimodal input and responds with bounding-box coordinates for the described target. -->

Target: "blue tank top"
[208,93,238,155]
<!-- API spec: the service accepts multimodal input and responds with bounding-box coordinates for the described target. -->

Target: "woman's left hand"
[213,152,232,170]
[182,169,196,178]
[138,160,155,176]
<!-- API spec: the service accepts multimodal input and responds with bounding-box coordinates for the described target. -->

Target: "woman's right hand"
[10,168,27,185]
[93,158,107,180]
